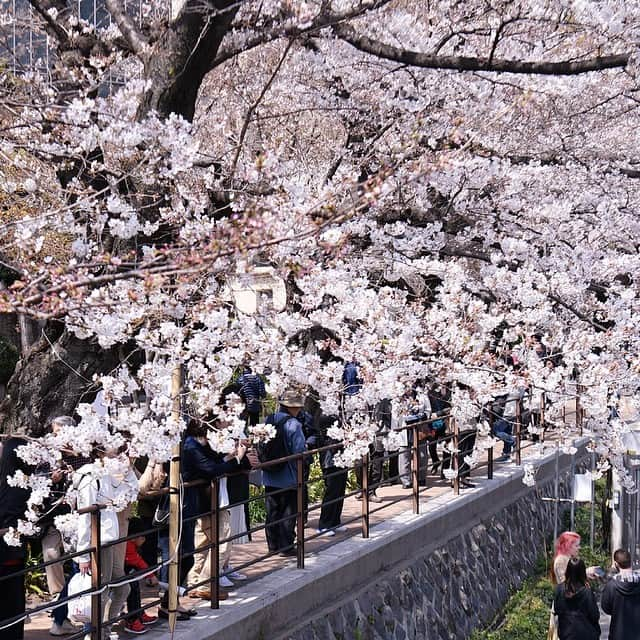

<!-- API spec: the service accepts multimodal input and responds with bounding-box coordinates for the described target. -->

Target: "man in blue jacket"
[261,390,307,556]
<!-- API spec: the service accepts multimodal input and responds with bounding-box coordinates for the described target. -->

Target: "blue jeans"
[53,563,78,625]
[493,418,515,455]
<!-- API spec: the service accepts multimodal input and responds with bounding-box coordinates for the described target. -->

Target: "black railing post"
[576,383,583,436]
[515,401,522,466]
[209,477,220,609]
[90,507,102,640]
[487,413,494,480]
[452,417,459,495]
[296,456,305,569]
[412,424,419,514]
[361,453,369,538]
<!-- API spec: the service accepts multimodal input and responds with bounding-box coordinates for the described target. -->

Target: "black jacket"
[182,436,239,518]
[601,571,640,640]
[553,584,600,640]
[0,438,32,563]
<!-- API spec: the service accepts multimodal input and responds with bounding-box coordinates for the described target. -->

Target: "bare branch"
[105,0,149,56]
[27,0,70,46]
[227,39,293,183]
[335,24,629,76]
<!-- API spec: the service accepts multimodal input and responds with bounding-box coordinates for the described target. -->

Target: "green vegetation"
[24,546,48,597]
[470,555,555,640]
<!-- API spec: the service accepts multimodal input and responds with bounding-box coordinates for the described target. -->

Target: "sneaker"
[334,525,348,533]
[124,620,148,635]
[140,613,158,626]
[227,570,248,581]
[50,619,80,636]
[317,528,336,537]
[219,575,234,588]
[189,588,229,601]
[495,454,512,463]
[369,493,383,503]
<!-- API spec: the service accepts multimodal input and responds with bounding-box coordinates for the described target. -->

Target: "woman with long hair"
[553,558,600,640]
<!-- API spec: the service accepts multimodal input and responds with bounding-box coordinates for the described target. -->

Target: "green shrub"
[471,560,554,640]
[25,545,48,597]
[249,484,266,524]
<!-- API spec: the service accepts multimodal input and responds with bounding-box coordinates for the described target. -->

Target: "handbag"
[547,602,559,640]
[152,495,170,528]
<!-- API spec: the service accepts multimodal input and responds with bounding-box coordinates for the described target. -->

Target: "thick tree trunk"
[0,327,121,435]
[138,0,238,121]
[0,3,241,435]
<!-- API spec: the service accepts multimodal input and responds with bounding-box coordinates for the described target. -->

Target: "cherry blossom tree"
[1,0,640,538]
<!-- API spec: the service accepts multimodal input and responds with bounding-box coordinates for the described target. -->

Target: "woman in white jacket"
[74,452,138,638]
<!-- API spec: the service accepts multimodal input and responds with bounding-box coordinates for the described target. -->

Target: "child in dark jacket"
[124,518,159,634]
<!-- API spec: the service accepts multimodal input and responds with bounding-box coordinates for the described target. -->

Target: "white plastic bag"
[67,572,93,622]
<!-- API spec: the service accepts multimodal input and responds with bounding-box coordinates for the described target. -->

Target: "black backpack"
[257,414,290,472]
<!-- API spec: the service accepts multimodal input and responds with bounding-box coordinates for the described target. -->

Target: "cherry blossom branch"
[548,293,609,332]
[213,0,394,67]
[228,39,293,184]
[335,24,630,76]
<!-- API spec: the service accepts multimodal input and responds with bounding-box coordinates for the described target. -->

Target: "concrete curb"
[163,442,587,640]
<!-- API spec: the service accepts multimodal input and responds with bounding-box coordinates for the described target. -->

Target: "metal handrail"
[0,400,554,635]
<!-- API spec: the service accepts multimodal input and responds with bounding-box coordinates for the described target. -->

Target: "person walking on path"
[601,548,640,640]
[553,558,600,640]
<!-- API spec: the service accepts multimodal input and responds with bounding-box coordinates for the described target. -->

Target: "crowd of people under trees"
[0,336,621,640]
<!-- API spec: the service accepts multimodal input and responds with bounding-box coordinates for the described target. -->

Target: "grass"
[470,555,554,640]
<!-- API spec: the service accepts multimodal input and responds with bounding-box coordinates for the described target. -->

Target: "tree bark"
[137,0,239,121]
[335,24,629,76]
[0,328,121,435]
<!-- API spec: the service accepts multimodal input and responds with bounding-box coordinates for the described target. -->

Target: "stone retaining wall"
[181,448,582,640]
[282,466,572,640]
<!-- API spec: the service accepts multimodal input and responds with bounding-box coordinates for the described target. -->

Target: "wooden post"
[412,424,419,514]
[296,456,305,569]
[90,508,102,640]
[167,364,183,633]
[540,394,546,443]
[209,477,220,609]
[361,452,369,538]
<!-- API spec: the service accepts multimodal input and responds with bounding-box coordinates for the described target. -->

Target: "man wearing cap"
[261,390,307,556]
